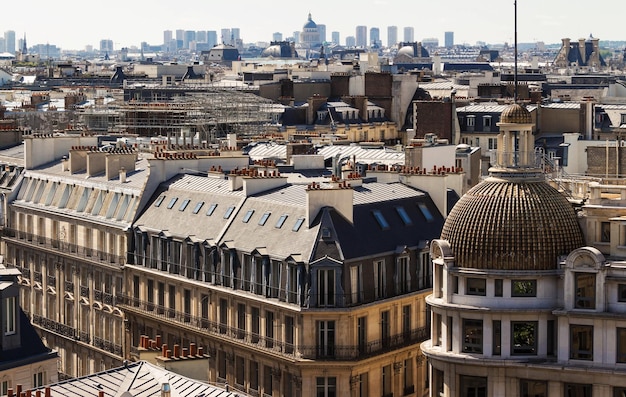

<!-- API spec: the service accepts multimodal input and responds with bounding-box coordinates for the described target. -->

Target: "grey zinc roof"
[457,103,537,114]
[36,360,236,397]
[247,142,287,161]
[316,145,405,166]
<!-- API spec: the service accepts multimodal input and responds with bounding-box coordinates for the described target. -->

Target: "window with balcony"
[317,269,335,307]
[317,320,335,358]
[374,260,386,299]
[395,256,410,294]
[381,310,391,347]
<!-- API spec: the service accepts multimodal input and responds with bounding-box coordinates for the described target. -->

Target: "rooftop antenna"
[514,0,518,103]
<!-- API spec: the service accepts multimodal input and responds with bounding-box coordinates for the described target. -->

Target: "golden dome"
[441,178,584,271]
[500,103,532,124]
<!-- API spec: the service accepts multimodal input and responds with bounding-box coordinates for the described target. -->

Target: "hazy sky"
[3,0,624,50]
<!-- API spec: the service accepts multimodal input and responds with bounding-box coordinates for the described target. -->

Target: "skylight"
[372,209,390,230]
[179,199,191,211]
[396,206,412,226]
[223,206,235,219]
[292,217,305,232]
[166,197,178,209]
[418,202,434,222]
[258,212,271,226]
[243,210,255,223]
[192,202,204,214]
[154,195,166,207]
[275,214,288,228]
[206,203,218,216]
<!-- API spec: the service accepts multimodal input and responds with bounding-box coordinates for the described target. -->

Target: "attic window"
[192,202,204,214]
[292,217,305,232]
[395,206,412,226]
[275,214,288,228]
[418,202,434,222]
[179,199,191,211]
[166,197,178,209]
[258,212,271,226]
[321,227,331,239]
[154,195,166,207]
[223,206,235,219]
[243,210,255,223]
[372,209,390,230]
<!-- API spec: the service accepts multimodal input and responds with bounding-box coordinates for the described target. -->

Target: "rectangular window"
[396,256,410,294]
[249,361,258,391]
[462,319,483,353]
[237,303,246,339]
[154,195,165,207]
[285,316,294,354]
[493,320,501,356]
[601,221,611,242]
[316,377,336,397]
[511,321,537,355]
[467,278,486,296]
[374,260,386,299]
[235,356,245,388]
[484,116,492,128]
[618,284,626,302]
[350,265,362,304]
[570,324,593,360]
[381,310,391,347]
[265,310,274,348]
[488,137,497,150]
[512,280,537,297]
[467,115,475,127]
[382,365,392,397]
[4,296,16,335]
[520,379,547,397]
[402,305,411,337]
[317,320,335,358]
[357,316,367,354]
[565,384,591,397]
[617,328,626,363]
[494,279,503,297]
[317,269,335,307]
[33,372,44,388]
[575,273,596,309]
[403,358,414,395]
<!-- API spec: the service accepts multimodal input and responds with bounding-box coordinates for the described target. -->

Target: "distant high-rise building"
[196,31,207,43]
[163,30,173,51]
[317,24,326,44]
[99,39,113,53]
[356,25,367,47]
[273,32,283,42]
[175,29,184,42]
[0,38,5,53]
[207,31,217,48]
[231,28,241,42]
[4,30,15,54]
[331,31,340,45]
[370,27,380,48]
[445,31,454,48]
[346,36,356,47]
[387,26,398,47]
[422,37,439,48]
[404,27,414,42]
[293,31,300,44]
[183,30,196,49]
[220,28,231,45]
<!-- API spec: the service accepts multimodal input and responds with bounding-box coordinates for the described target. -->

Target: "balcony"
[117,294,430,361]
[3,228,125,267]
[93,336,123,356]
[32,313,77,339]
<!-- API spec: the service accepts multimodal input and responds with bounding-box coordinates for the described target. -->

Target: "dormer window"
[574,273,596,309]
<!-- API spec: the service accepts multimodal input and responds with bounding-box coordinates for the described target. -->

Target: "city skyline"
[2,0,625,51]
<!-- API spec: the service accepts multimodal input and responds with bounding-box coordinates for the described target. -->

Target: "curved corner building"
[422,103,626,396]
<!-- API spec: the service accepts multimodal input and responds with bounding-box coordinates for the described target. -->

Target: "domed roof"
[303,13,317,29]
[500,103,532,124]
[397,46,415,57]
[441,177,584,271]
